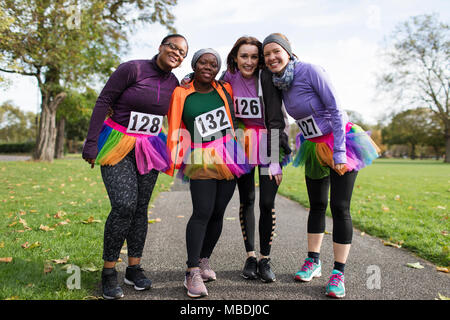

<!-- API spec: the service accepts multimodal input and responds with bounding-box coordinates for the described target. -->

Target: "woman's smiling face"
[235,44,259,79]
[263,42,290,74]
[193,53,220,84]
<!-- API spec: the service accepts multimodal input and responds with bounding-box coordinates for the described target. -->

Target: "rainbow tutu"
[293,122,380,179]
[238,124,291,168]
[96,118,171,175]
[177,133,252,182]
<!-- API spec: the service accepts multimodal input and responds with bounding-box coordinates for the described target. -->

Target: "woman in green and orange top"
[167,48,251,298]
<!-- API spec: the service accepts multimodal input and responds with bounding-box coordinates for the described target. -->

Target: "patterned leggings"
[237,167,279,256]
[101,150,159,262]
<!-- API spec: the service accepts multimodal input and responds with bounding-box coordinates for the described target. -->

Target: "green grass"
[278,158,450,267]
[1,156,449,299]
[0,154,173,300]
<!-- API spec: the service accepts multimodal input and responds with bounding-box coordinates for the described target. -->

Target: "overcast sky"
[1,0,449,124]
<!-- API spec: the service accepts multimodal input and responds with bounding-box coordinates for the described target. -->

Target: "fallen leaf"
[81,263,99,272]
[81,216,101,224]
[0,257,13,263]
[436,266,449,273]
[44,263,53,274]
[22,242,41,250]
[52,256,69,264]
[436,206,446,210]
[406,262,424,269]
[39,224,55,232]
[383,241,402,248]
[436,293,450,300]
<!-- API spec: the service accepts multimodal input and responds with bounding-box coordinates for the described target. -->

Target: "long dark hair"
[226,36,264,74]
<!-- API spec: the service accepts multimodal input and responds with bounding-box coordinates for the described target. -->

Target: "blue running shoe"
[326,270,345,298]
[294,257,322,282]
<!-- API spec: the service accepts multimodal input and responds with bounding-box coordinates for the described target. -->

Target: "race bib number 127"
[296,115,323,139]
[127,111,163,136]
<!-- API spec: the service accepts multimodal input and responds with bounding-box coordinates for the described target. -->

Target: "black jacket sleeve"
[260,69,292,161]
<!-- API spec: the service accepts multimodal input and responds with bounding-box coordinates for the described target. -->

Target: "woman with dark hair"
[82,34,188,299]
[222,36,291,283]
[262,33,379,298]
[167,48,251,298]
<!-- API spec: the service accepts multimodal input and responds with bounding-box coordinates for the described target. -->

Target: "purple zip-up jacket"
[82,56,179,159]
[282,61,348,165]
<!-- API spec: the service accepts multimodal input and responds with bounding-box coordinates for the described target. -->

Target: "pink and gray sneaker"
[199,258,217,282]
[184,269,208,298]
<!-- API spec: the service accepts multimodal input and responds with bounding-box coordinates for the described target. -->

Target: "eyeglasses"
[163,42,187,58]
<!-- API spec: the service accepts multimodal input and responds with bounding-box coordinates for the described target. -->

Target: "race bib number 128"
[127,111,163,136]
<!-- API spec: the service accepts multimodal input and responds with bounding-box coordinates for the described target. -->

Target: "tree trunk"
[445,125,450,163]
[54,116,66,159]
[33,92,67,161]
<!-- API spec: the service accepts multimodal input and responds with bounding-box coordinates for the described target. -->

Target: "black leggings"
[186,179,236,268]
[237,167,279,256]
[305,170,358,244]
[101,150,159,262]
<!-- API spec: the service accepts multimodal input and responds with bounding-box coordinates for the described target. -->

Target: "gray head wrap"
[262,34,293,58]
[191,48,222,70]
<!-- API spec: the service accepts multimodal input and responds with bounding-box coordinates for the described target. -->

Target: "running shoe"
[325,269,345,298]
[199,258,216,282]
[258,258,276,283]
[124,264,152,291]
[294,257,322,282]
[241,256,258,280]
[101,268,124,300]
[184,269,208,298]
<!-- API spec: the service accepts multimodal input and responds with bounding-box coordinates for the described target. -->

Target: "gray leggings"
[101,150,159,262]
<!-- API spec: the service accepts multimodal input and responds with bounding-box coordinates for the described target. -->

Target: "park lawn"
[277,158,450,268]
[0,154,173,300]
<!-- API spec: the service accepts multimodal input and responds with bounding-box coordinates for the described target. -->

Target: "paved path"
[111,181,449,303]
[0,155,31,161]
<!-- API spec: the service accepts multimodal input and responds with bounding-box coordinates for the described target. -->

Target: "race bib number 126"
[127,111,163,136]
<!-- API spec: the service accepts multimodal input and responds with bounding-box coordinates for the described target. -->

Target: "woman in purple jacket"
[82,34,188,299]
[262,33,379,298]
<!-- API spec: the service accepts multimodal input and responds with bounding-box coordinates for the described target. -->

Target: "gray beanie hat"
[262,34,293,58]
[191,48,222,70]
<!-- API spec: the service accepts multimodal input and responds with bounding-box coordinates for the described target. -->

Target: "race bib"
[234,97,262,119]
[296,115,323,139]
[127,111,163,136]
[195,106,231,138]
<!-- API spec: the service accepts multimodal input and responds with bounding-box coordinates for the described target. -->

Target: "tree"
[377,14,450,162]
[0,0,177,161]
[0,101,37,143]
[382,108,436,159]
[55,87,98,158]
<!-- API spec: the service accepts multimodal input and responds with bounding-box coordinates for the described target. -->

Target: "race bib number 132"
[195,106,231,138]
[127,111,163,136]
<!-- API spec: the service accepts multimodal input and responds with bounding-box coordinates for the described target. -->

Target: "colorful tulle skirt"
[293,122,380,179]
[238,124,291,168]
[96,118,171,175]
[177,133,252,182]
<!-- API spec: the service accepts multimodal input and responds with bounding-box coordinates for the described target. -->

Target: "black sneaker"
[101,268,124,300]
[258,258,276,283]
[241,256,258,280]
[124,264,152,291]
